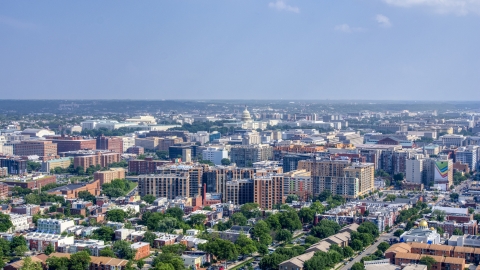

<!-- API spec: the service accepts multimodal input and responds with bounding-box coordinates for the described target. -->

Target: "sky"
[1,0,479,100]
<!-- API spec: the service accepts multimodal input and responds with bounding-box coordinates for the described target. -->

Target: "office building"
[51,136,96,153]
[456,146,478,172]
[14,140,57,160]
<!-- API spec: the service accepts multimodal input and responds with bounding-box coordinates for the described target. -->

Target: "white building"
[456,146,479,171]
[121,136,136,152]
[399,220,441,244]
[125,115,157,125]
[440,134,466,147]
[36,219,75,234]
[406,155,426,184]
[8,214,31,232]
[202,147,228,165]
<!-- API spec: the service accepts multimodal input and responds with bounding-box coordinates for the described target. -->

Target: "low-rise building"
[25,232,74,252]
[8,214,32,232]
[36,218,75,234]
[131,242,150,260]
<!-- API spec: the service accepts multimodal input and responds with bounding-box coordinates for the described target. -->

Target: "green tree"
[343,246,354,258]
[235,234,257,257]
[221,158,231,165]
[69,251,91,270]
[351,262,365,270]
[78,191,96,202]
[165,207,184,221]
[0,213,13,232]
[450,193,459,202]
[188,214,206,226]
[279,209,302,233]
[137,259,145,270]
[453,228,463,235]
[385,194,396,202]
[231,212,248,226]
[46,256,70,270]
[419,256,436,270]
[106,209,127,222]
[276,229,293,243]
[377,242,390,253]
[152,252,186,270]
[199,238,238,262]
[142,195,156,204]
[99,247,116,258]
[305,235,320,246]
[45,243,55,255]
[240,203,260,219]
[15,244,28,256]
[142,231,157,247]
[298,207,315,224]
[113,240,135,260]
[285,194,299,203]
[432,209,446,222]
[21,257,43,270]
[91,226,115,242]
[351,239,363,251]
[161,243,186,255]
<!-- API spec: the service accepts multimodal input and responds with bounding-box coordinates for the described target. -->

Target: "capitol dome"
[241,106,252,122]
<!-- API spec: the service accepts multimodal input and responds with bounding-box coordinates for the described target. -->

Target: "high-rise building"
[202,166,255,201]
[406,155,427,184]
[138,172,190,199]
[456,146,478,172]
[230,144,273,167]
[282,154,312,173]
[202,147,228,165]
[226,179,254,205]
[298,159,374,198]
[156,165,205,197]
[283,170,312,201]
[0,157,27,175]
[253,174,284,209]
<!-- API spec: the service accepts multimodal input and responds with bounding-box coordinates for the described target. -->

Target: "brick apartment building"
[51,136,97,153]
[93,168,126,185]
[96,136,123,153]
[14,141,57,160]
[253,174,284,209]
[428,220,478,236]
[47,180,101,199]
[73,151,120,171]
[128,158,171,174]
[0,182,9,198]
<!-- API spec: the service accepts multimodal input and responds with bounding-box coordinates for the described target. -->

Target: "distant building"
[230,144,273,167]
[41,157,71,173]
[51,136,96,153]
[96,136,123,153]
[14,140,57,160]
[93,168,126,185]
[25,232,74,252]
[37,219,75,234]
[202,147,228,165]
[225,179,254,205]
[0,158,27,175]
[253,174,284,209]
[400,220,441,244]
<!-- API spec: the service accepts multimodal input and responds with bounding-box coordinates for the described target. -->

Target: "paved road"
[339,230,395,270]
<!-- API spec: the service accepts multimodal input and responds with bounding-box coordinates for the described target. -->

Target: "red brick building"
[73,152,120,171]
[14,141,57,160]
[128,158,171,174]
[3,175,56,189]
[131,242,150,260]
[51,136,97,153]
[96,136,123,153]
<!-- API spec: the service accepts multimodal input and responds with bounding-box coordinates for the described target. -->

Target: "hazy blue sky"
[1,1,479,100]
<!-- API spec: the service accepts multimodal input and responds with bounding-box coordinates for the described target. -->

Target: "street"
[339,230,395,270]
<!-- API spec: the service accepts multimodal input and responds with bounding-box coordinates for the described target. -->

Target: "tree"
[432,209,446,221]
[385,194,396,202]
[279,209,302,233]
[0,213,13,232]
[450,193,459,202]
[142,195,156,204]
[343,246,354,258]
[221,158,231,165]
[393,173,404,181]
[276,229,293,243]
[161,243,186,255]
[21,257,43,270]
[419,256,436,270]
[99,247,116,258]
[436,227,444,234]
[394,229,404,237]
[46,256,70,270]
[235,234,257,257]
[188,214,206,226]
[298,207,315,224]
[378,242,390,253]
[453,228,463,235]
[15,244,28,256]
[469,207,475,214]
[113,240,135,260]
[125,261,135,270]
[152,253,186,270]
[305,235,320,246]
[231,212,248,226]
[69,251,91,270]
[258,244,268,256]
[165,207,184,221]
[240,203,260,219]
[351,262,365,270]
[351,239,363,251]
[143,231,157,247]
[91,226,115,242]
[45,243,55,255]
[199,238,238,262]
[106,209,127,222]
[137,259,145,270]
[285,194,299,203]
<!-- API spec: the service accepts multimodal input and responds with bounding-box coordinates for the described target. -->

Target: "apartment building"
[51,136,97,153]
[253,174,284,209]
[202,166,255,201]
[138,172,190,199]
[283,170,312,200]
[41,157,72,172]
[37,219,75,234]
[93,168,126,185]
[0,157,27,175]
[226,179,254,205]
[128,157,170,174]
[25,232,74,252]
[230,144,273,167]
[96,136,123,153]
[71,151,120,170]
